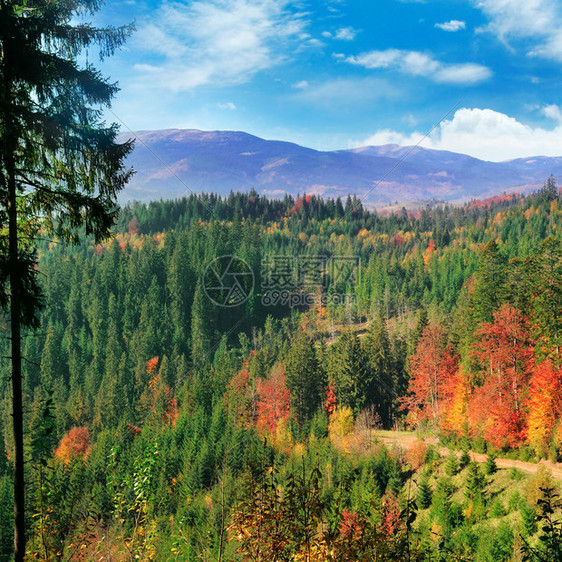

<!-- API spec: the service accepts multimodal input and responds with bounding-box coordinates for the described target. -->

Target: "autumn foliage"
[54,427,91,464]
[527,360,562,455]
[467,305,532,447]
[401,301,562,456]
[255,365,291,439]
[400,322,457,426]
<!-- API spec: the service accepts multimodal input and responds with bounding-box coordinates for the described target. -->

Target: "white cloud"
[355,107,562,161]
[474,0,562,61]
[345,49,491,84]
[322,27,358,41]
[334,27,358,40]
[402,113,418,127]
[290,77,400,107]
[292,80,309,89]
[542,104,562,122]
[218,102,236,110]
[133,0,307,92]
[435,20,466,32]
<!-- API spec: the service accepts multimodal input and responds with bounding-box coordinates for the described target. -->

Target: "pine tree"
[471,241,506,325]
[0,4,133,556]
[484,453,497,475]
[459,449,471,469]
[529,238,562,364]
[417,474,432,509]
[520,501,536,536]
[464,462,485,502]
[326,330,370,413]
[285,330,323,427]
[445,453,459,476]
[362,315,394,425]
[191,278,212,369]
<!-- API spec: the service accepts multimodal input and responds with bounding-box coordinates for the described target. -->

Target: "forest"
[0,180,560,560]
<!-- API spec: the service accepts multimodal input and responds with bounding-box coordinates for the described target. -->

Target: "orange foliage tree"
[442,367,470,436]
[324,383,337,417]
[527,360,562,456]
[54,427,91,464]
[470,305,533,448]
[225,367,254,427]
[143,356,178,427]
[400,322,457,427]
[255,365,291,438]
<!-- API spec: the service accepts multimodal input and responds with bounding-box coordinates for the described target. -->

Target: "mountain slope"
[119,129,562,205]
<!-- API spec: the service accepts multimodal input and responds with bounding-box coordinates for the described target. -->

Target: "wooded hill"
[0,180,561,559]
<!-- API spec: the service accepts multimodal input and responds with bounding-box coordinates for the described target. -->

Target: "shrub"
[406,440,428,470]
[527,465,555,507]
[520,501,536,536]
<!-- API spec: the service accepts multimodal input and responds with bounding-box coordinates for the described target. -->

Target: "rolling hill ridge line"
[118,128,562,206]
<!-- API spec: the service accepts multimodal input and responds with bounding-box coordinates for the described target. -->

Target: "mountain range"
[119,129,562,207]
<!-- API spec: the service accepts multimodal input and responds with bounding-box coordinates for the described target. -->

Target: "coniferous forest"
[0,183,561,560]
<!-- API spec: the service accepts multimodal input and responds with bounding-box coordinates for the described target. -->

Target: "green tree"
[191,278,212,369]
[471,241,506,325]
[484,453,497,475]
[536,175,559,206]
[285,330,323,428]
[417,473,432,509]
[529,238,562,365]
[362,315,394,425]
[0,3,133,557]
[326,330,370,413]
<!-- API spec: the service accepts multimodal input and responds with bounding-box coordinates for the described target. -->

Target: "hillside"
[119,128,562,206]
[1,187,561,560]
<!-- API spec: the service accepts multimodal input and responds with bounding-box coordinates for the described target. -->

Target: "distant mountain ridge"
[119,129,562,206]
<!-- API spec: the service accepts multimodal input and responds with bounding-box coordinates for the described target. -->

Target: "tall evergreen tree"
[285,330,323,427]
[326,330,370,413]
[362,315,394,425]
[471,241,506,325]
[191,278,212,369]
[0,3,133,557]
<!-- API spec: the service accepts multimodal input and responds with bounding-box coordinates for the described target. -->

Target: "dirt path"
[376,430,562,480]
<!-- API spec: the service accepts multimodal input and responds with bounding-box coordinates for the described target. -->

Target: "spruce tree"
[484,453,497,475]
[285,330,323,427]
[445,453,459,476]
[417,474,432,509]
[191,278,212,369]
[471,240,506,324]
[0,3,133,557]
[326,330,370,413]
[363,314,393,425]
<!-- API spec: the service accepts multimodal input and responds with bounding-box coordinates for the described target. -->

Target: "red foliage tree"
[339,509,363,541]
[146,356,159,376]
[54,427,91,464]
[470,305,533,448]
[382,492,402,537]
[325,383,337,417]
[400,322,457,426]
[255,365,291,438]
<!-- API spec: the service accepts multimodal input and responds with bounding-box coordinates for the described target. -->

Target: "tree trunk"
[8,151,26,561]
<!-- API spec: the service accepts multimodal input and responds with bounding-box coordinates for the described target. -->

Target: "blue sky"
[94,0,562,161]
